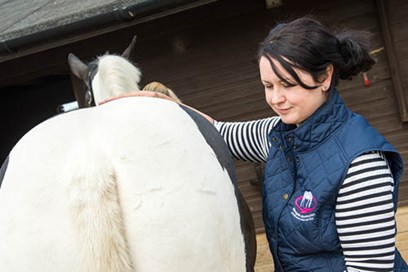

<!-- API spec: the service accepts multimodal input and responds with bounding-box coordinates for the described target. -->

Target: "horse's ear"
[68,53,89,80]
[121,35,137,59]
[68,53,89,108]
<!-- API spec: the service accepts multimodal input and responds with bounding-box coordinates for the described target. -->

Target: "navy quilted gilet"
[262,89,405,271]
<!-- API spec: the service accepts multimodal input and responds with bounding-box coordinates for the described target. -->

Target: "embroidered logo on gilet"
[291,191,317,221]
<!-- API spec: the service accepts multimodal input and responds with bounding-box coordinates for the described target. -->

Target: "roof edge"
[0,0,217,61]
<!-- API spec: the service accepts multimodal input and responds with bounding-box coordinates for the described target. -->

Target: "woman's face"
[259,56,330,125]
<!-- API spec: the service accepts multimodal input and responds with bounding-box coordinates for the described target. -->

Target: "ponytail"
[336,31,375,80]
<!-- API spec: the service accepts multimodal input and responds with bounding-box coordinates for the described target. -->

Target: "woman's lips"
[275,107,291,115]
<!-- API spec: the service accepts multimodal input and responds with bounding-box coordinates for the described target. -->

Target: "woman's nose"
[267,89,285,105]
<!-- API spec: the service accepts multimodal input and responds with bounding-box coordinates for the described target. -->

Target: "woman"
[128,16,407,271]
[211,17,408,271]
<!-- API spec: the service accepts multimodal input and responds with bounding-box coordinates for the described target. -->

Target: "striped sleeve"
[336,151,396,272]
[213,117,279,163]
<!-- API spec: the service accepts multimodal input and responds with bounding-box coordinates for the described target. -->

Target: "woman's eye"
[282,81,296,88]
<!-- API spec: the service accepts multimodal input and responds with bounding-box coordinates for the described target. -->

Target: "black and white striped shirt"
[214,117,396,272]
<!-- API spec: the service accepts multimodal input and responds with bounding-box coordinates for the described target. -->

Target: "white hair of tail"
[92,55,142,105]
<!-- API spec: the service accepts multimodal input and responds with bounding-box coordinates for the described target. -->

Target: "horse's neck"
[92,55,141,105]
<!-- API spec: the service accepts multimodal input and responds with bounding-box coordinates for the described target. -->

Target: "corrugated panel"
[0,0,149,40]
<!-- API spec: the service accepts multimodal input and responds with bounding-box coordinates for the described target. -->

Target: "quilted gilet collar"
[271,89,350,152]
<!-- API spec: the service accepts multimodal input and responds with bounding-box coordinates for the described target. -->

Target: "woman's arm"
[213,117,279,162]
[336,152,396,272]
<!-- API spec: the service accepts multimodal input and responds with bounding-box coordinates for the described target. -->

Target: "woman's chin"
[280,116,298,125]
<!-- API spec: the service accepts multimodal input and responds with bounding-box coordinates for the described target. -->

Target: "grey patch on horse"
[0,156,9,189]
[179,105,256,272]
[179,105,237,185]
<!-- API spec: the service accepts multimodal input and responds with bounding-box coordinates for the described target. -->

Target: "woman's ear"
[320,64,334,91]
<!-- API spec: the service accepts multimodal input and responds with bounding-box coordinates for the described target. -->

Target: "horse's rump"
[0,97,247,271]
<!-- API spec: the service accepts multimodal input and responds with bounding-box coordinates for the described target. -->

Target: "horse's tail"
[67,150,133,272]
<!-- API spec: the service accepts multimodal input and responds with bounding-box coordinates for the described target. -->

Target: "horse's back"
[0,97,247,272]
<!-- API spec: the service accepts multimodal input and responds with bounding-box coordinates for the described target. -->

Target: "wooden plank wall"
[386,0,408,205]
[128,0,408,232]
[387,0,408,120]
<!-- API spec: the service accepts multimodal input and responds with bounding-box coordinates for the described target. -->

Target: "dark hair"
[258,16,375,89]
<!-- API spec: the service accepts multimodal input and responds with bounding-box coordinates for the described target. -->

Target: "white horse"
[0,36,256,272]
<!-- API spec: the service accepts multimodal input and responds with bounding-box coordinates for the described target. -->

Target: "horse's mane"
[92,54,142,105]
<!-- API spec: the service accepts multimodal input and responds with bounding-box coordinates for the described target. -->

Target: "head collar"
[86,62,98,107]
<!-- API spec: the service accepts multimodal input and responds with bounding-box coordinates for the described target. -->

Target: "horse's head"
[68,35,140,108]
